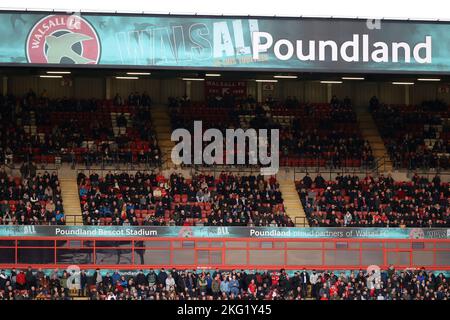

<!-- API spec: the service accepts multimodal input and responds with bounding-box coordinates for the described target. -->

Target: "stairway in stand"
[278,180,308,227]
[150,105,176,168]
[60,176,83,225]
[69,289,89,300]
[355,108,393,173]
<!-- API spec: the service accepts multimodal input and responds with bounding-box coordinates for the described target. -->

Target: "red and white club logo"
[26,14,100,64]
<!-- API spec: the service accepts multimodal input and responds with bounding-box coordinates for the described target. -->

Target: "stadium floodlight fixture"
[273,75,298,79]
[392,82,414,85]
[40,75,63,78]
[115,76,139,80]
[46,71,71,74]
[417,78,441,81]
[341,77,365,80]
[205,73,221,77]
[126,72,151,75]
[182,78,205,81]
[255,79,278,82]
[320,80,343,84]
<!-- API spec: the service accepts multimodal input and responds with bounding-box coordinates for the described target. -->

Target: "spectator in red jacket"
[248,279,257,297]
[271,272,279,287]
[16,270,26,290]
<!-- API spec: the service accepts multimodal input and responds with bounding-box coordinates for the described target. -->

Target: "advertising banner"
[1,11,450,73]
[0,226,448,239]
[204,80,247,98]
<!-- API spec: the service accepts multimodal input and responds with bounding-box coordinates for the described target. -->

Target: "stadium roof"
[0,0,449,22]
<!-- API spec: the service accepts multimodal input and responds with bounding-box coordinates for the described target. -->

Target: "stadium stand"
[371,98,450,170]
[0,168,64,225]
[0,267,447,300]
[1,9,450,310]
[296,173,450,227]
[0,92,161,167]
[277,96,374,168]
[2,91,449,229]
[77,171,293,227]
[170,96,374,168]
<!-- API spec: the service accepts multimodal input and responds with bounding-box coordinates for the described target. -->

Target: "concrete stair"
[279,180,308,227]
[355,109,393,173]
[60,178,83,225]
[151,105,176,167]
[68,288,89,300]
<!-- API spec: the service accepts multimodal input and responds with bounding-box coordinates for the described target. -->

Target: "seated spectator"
[1,267,445,300]
[371,100,450,170]
[297,173,449,227]
[0,171,63,225]
[171,97,372,169]
[78,171,293,227]
[0,92,161,167]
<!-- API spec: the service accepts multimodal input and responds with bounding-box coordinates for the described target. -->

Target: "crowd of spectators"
[371,97,450,170]
[168,95,193,110]
[0,91,160,167]
[297,173,449,227]
[0,167,64,225]
[170,94,373,168]
[280,96,373,168]
[0,266,447,300]
[78,171,292,227]
[113,91,152,107]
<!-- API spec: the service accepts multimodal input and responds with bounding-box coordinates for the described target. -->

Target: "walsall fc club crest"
[26,14,100,64]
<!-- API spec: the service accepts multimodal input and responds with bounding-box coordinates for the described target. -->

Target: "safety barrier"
[1,236,449,270]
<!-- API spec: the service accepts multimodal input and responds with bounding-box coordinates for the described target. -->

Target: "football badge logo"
[409,228,425,239]
[26,14,100,64]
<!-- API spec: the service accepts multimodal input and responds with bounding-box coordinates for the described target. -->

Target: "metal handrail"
[64,215,84,225]
[372,156,389,175]
[192,165,263,178]
[293,164,375,182]
[294,216,308,227]
[72,155,162,174]
[66,214,309,228]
